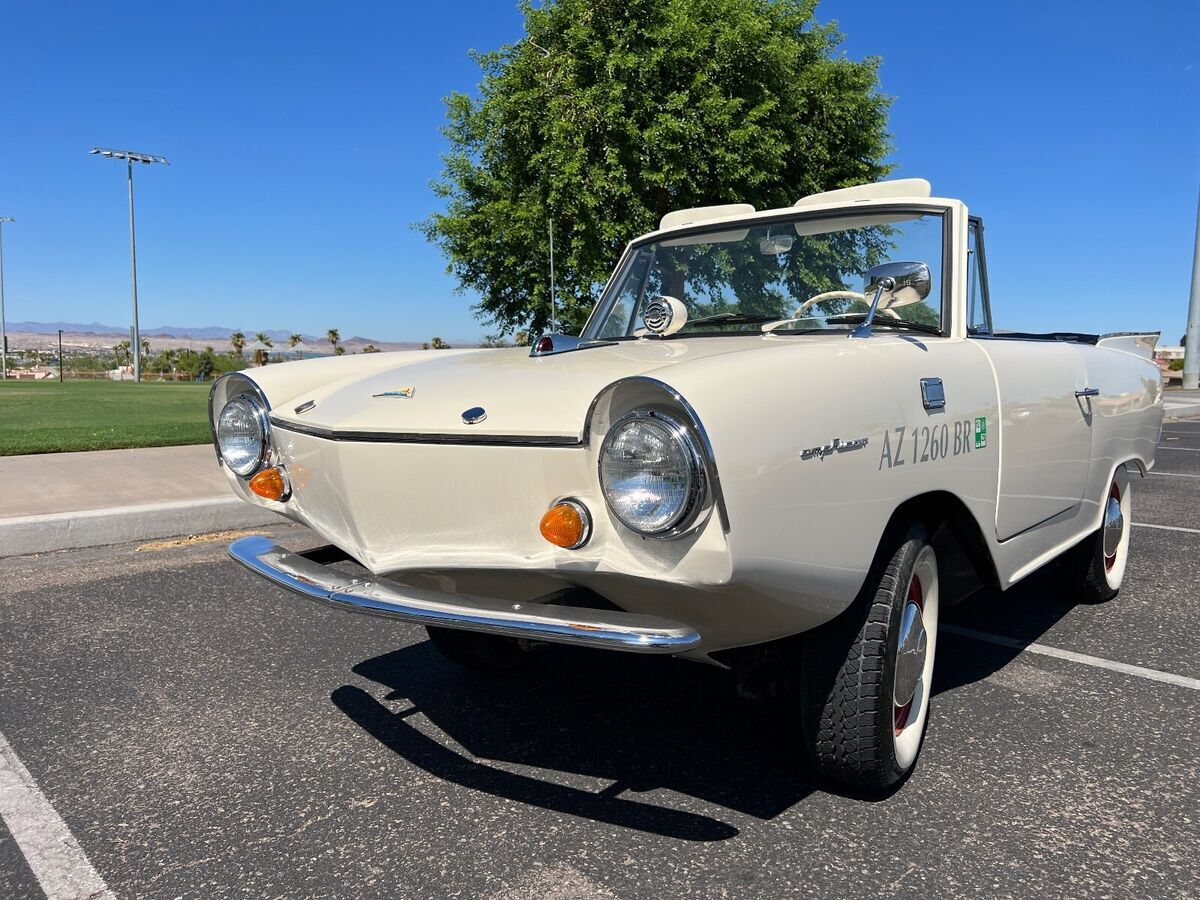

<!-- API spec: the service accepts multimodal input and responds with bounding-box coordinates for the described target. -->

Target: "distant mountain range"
[7,320,396,345]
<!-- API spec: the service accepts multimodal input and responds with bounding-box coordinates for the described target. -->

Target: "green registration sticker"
[974,416,988,449]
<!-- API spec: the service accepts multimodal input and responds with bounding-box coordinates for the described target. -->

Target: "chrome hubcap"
[893,598,927,708]
[1103,492,1124,562]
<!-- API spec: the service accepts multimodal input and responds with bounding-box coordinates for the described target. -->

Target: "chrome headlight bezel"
[209,373,273,478]
[598,408,708,538]
[215,393,271,477]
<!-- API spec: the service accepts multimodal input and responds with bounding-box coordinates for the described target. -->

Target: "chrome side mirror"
[851,261,932,338]
[864,261,931,308]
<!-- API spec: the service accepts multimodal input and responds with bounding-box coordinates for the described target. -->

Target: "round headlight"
[599,411,703,536]
[216,397,268,476]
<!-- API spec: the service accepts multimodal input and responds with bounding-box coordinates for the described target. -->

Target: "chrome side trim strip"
[268,418,582,447]
[229,536,701,654]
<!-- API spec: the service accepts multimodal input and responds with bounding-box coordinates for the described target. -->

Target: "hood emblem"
[373,387,415,399]
[462,406,487,425]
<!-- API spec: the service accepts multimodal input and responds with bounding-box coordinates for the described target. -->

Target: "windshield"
[584,210,944,339]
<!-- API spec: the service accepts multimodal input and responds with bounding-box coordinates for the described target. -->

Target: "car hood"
[262,337,790,439]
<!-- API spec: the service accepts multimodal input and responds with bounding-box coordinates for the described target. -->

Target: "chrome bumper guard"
[228,536,701,654]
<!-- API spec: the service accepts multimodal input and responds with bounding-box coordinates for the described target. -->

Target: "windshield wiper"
[826,314,941,336]
[686,313,780,327]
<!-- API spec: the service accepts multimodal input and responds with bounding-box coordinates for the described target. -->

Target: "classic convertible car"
[211,179,1163,790]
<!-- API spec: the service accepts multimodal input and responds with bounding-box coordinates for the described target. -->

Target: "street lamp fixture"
[0,216,13,381]
[90,147,170,382]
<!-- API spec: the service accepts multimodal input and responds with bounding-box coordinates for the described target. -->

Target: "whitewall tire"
[1066,469,1132,603]
[800,522,939,790]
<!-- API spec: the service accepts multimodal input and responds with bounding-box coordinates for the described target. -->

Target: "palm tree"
[114,340,131,367]
[430,336,450,350]
[289,333,302,348]
[326,328,340,355]
[230,332,246,359]
[253,331,273,366]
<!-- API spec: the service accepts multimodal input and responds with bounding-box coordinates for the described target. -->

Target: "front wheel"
[799,522,940,790]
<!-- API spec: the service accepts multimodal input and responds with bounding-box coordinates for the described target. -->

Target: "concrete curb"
[0,497,284,559]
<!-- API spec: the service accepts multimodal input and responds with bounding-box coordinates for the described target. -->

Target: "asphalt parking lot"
[2,421,1199,899]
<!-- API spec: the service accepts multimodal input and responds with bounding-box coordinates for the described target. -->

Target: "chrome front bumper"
[228,536,701,654]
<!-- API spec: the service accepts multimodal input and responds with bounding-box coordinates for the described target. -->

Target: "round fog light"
[539,499,591,549]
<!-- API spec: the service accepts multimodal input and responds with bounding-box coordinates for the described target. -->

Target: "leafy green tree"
[149,348,176,376]
[430,336,451,350]
[197,348,217,380]
[421,0,891,335]
[362,344,380,353]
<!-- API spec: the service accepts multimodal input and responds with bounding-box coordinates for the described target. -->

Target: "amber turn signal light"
[248,466,290,502]
[539,499,591,549]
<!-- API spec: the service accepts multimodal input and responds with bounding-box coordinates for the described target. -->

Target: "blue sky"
[0,1,1196,344]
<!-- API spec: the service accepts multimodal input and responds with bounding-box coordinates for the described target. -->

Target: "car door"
[965,218,1093,540]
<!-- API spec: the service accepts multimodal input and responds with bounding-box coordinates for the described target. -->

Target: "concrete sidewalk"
[0,445,281,558]
[1165,387,1200,419]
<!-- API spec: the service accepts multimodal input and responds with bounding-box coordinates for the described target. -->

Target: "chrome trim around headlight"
[209,372,273,476]
[599,408,707,539]
[583,377,730,533]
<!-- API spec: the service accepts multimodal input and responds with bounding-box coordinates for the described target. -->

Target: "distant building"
[1156,346,1184,383]
[13,366,55,380]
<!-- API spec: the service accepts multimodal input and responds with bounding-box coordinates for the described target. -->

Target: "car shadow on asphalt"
[332,640,816,841]
[331,565,1079,842]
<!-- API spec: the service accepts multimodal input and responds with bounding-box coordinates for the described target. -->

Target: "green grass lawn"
[0,380,212,456]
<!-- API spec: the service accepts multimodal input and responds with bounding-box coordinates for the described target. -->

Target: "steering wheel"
[795,290,901,321]
[794,290,866,318]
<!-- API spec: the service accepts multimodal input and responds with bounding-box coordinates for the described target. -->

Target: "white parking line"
[1158,446,1200,453]
[1151,471,1200,479]
[942,625,1200,691]
[0,731,114,900]
[1133,522,1200,535]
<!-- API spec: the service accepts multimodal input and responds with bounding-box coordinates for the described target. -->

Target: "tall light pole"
[0,216,12,380]
[90,147,169,382]
[528,38,557,334]
[1184,185,1200,391]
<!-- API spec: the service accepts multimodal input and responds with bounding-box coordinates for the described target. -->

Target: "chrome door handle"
[1076,387,1100,398]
